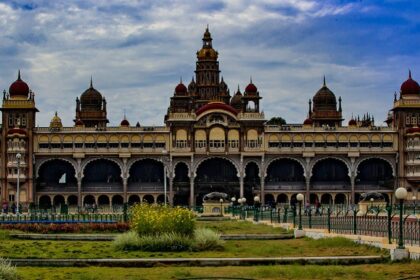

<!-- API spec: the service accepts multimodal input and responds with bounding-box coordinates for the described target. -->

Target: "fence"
[227,204,420,246]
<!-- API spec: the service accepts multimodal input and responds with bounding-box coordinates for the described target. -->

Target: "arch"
[383,135,393,142]
[51,135,61,143]
[143,135,153,143]
[194,157,240,177]
[334,193,346,204]
[128,158,164,184]
[371,134,381,142]
[36,159,78,192]
[359,135,369,142]
[264,157,306,179]
[321,193,333,205]
[355,157,396,177]
[228,129,240,140]
[36,158,77,178]
[264,194,275,206]
[209,127,225,140]
[128,195,140,205]
[81,158,123,178]
[85,135,95,143]
[304,135,313,142]
[173,161,190,177]
[269,134,279,142]
[82,159,123,193]
[277,193,288,204]
[244,161,260,203]
[53,195,65,206]
[280,134,292,142]
[109,135,119,143]
[173,161,190,206]
[156,194,168,204]
[131,135,141,142]
[349,135,358,143]
[97,135,107,143]
[63,136,73,143]
[354,193,362,204]
[293,135,303,142]
[67,195,78,206]
[326,134,336,142]
[83,195,95,205]
[112,195,124,205]
[38,135,49,143]
[247,129,258,140]
[309,157,351,178]
[39,195,52,209]
[310,193,319,204]
[310,157,351,191]
[98,195,110,206]
[176,129,188,140]
[338,135,348,142]
[143,194,154,204]
[195,130,206,141]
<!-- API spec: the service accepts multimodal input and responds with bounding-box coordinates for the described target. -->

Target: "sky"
[0,0,419,127]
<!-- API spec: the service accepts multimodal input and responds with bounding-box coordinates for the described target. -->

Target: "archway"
[67,195,78,206]
[39,195,51,209]
[173,162,189,206]
[244,162,260,203]
[356,158,394,191]
[277,193,288,204]
[194,158,239,205]
[98,195,110,206]
[112,195,124,206]
[82,159,122,192]
[143,194,154,204]
[128,159,165,192]
[37,159,77,192]
[335,193,346,204]
[156,194,167,204]
[311,158,350,192]
[381,193,390,204]
[128,195,140,205]
[355,193,362,204]
[83,195,95,206]
[321,193,333,205]
[53,195,65,206]
[264,194,275,206]
[310,193,319,204]
[265,158,305,192]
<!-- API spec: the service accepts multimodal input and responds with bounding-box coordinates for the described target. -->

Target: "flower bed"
[0,222,129,234]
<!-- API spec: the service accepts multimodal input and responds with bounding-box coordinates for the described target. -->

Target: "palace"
[1,28,419,209]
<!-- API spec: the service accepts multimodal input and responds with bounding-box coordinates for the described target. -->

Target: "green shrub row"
[0,258,17,280]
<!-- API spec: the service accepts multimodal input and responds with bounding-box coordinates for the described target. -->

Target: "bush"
[0,223,129,233]
[0,258,18,280]
[113,231,192,252]
[131,204,195,236]
[193,228,224,251]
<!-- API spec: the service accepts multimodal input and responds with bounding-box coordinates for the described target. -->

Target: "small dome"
[175,81,187,95]
[245,80,257,94]
[230,87,242,107]
[80,78,103,110]
[49,112,63,130]
[401,71,420,95]
[120,117,130,126]
[9,71,29,98]
[313,78,337,111]
[197,48,218,60]
[303,118,313,125]
[348,119,357,126]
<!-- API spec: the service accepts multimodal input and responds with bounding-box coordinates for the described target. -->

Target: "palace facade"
[1,28,419,208]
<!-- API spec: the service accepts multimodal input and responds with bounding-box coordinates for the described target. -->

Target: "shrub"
[0,258,18,280]
[131,204,195,236]
[0,223,129,233]
[193,228,224,251]
[113,231,192,252]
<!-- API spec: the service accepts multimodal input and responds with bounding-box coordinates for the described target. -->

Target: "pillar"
[77,178,82,207]
[189,176,195,207]
[239,175,244,199]
[260,176,265,204]
[350,175,355,205]
[305,178,310,204]
[169,177,174,206]
[123,178,128,203]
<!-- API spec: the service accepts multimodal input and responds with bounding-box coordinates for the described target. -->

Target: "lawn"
[196,219,289,234]
[0,237,385,259]
[16,263,420,280]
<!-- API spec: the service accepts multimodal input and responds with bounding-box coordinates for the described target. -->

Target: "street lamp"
[16,153,21,215]
[253,195,260,221]
[412,195,417,216]
[370,197,374,211]
[296,193,304,230]
[231,197,236,217]
[395,187,408,249]
[219,198,224,216]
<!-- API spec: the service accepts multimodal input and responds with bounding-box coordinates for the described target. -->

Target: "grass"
[0,237,385,259]
[16,263,420,280]
[196,219,289,234]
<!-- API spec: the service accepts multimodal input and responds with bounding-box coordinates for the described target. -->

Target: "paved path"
[9,255,386,267]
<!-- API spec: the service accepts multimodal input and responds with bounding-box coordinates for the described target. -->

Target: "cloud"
[0,0,419,127]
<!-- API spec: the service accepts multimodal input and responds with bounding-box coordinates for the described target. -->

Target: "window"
[268,142,279,148]
[85,143,95,148]
[155,143,166,148]
[74,143,83,148]
[39,143,49,149]
[121,143,129,148]
[63,143,73,149]
[8,114,14,126]
[304,142,313,148]
[50,143,61,149]
[9,195,15,202]
[338,142,348,148]
[131,142,142,148]
[281,142,291,148]
[143,142,154,148]
[21,116,27,127]
[209,140,224,148]
[412,117,417,125]
[315,142,324,148]
[359,142,370,148]
[97,143,107,149]
[350,142,358,148]
[195,140,206,148]
[406,116,411,125]
[175,140,188,148]
[293,142,303,148]
[228,140,239,148]
[109,143,119,148]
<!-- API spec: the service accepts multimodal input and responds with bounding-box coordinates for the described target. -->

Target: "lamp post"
[231,197,236,217]
[296,193,304,230]
[412,196,417,216]
[370,197,374,211]
[16,153,21,215]
[219,198,224,216]
[162,150,168,205]
[253,195,260,222]
[395,187,408,249]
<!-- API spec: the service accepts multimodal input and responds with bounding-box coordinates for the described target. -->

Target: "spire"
[237,84,240,93]
[90,76,93,88]
[409,69,412,79]
[250,76,253,84]
[394,91,397,102]
[308,99,312,115]
[17,70,21,81]
[55,111,58,117]
[338,96,342,112]
[202,25,212,48]
[180,76,183,84]
[323,75,326,87]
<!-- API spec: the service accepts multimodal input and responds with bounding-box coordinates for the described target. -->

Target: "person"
[11,203,16,214]
[2,201,8,214]
[304,200,310,215]
[315,199,321,215]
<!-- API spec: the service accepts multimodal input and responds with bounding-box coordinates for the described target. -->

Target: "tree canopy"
[266,117,286,125]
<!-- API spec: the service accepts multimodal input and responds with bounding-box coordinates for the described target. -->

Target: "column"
[239,175,244,199]
[123,178,128,203]
[260,176,265,205]
[305,178,310,203]
[169,177,174,206]
[77,178,82,207]
[189,177,195,207]
[350,175,355,205]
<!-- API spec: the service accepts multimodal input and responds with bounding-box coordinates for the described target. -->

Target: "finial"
[90,76,93,88]
[18,70,21,80]
[221,76,224,82]
[250,76,253,84]
[394,91,397,102]
[323,75,326,87]
[206,24,209,31]
[237,84,240,92]
[55,111,58,117]
[409,69,412,79]
[180,76,183,84]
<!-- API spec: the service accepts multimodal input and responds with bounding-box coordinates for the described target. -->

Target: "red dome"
[9,71,29,98]
[303,118,313,125]
[245,82,257,94]
[401,71,420,95]
[407,127,420,134]
[175,82,187,95]
[348,119,357,126]
[7,128,26,136]
[120,119,130,126]
[196,102,238,116]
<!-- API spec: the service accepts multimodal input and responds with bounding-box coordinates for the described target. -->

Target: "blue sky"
[0,0,419,126]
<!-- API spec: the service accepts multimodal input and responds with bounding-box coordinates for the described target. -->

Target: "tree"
[266,117,286,125]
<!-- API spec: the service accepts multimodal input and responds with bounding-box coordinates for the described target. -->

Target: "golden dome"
[197,47,218,60]
[49,111,63,130]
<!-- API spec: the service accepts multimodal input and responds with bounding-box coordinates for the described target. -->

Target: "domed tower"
[309,77,343,127]
[1,70,38,205]
[194,26,230,108]
[230,85,243,111]
[75,78,108,128]
[167,78,192,114]
[242,78,261,113]
[49,111,63,131]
